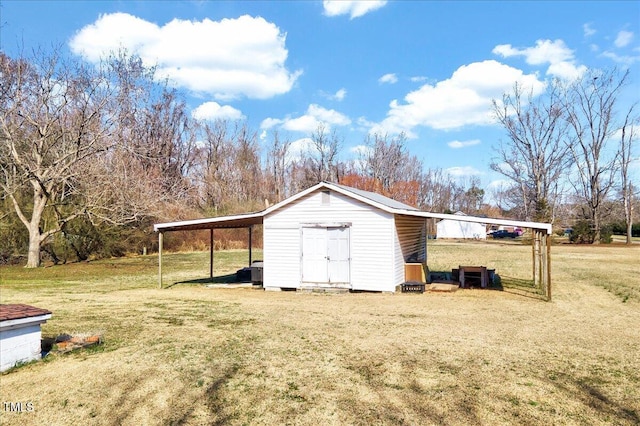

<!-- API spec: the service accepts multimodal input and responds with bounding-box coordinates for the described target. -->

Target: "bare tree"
[453,176,485,214]
[107,53,198,209]
[416,168,458,212]
[196,119,231,210]
[341,132,425,206]
[492,81,571,222]
[232,122,262,207]
[0,49,198,266]
[264,130,291,203]
[619,105,639,244]
[193,119,262,213]
[564,69,629,243]
[0,50,116,267]
[359,133,423,191]
[311,124,341,183]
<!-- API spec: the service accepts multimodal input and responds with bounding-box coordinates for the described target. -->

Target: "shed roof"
[330,183,418,211]
[0,304,52,322]
[154,181,552,234]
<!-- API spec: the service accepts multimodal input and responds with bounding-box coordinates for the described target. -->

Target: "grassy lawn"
[1,242,639,425]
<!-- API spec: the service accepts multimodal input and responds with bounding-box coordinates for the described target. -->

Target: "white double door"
[301,226,350,285]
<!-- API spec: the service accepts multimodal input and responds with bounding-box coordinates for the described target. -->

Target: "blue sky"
[1,0,639,193]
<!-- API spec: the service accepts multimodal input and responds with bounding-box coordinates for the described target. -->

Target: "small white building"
[155,182,553,295]
[0,304,52,371]
[436,211,486,240]
[262,183,426,292]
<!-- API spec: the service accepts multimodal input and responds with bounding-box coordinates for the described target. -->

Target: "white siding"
[263,189,395,291]
[0,324,43,372]
[393,215,427,285]
[437,219,486,239]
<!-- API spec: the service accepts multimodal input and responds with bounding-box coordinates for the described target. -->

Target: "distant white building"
[436,211,486,240]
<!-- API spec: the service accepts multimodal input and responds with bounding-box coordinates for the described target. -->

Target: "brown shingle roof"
[0,304,52,321]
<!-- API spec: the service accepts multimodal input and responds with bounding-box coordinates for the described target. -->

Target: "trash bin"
[251,261,263,285]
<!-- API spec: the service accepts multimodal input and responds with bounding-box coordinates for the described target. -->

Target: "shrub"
[600,224,613,244]
[570,220,613,244]
[569,220,594,244]
[605,222,640,238]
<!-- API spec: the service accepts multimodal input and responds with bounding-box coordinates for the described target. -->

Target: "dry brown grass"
[0,242,639,425]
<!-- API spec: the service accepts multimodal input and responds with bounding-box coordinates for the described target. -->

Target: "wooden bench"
[458,266,489,289]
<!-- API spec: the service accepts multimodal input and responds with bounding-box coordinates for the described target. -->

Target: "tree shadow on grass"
[165,273,244,288]
[499,275,546,301]
[544,373,640,424]
[167,364,241,426]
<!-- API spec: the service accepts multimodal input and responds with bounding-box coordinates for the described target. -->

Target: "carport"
[154,212,264,289]
[406,211,552,300]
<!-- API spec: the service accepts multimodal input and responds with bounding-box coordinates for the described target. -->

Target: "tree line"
[1,50,637,267]
[1,49,492,267]
[491,68,638,244]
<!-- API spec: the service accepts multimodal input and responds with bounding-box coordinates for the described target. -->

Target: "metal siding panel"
[394,216,427,285]
[263,222,300,289]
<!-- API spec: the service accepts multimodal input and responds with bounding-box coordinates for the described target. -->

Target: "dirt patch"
[42,333,103,354]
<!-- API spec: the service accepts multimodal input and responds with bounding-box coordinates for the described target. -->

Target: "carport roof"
[154,181,552,234]
[153,211,263,232]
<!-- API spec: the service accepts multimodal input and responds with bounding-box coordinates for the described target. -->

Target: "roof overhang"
[392,209,553,234]
[154,212,264,233]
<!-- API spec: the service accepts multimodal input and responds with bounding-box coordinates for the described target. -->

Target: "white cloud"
[286,137,322,163]
[612,124,640,142]
[583,23,596,37]
[493,39,573,65]
[284,115,320,133]
[410,76,429,83]
[192,102,244,121]
[319,88,347,101]
[349,144,372,156]
[492,39,586,80]
[615,30,634,48]
[448,139,481,149]
[69,13,301,100]
[289,138,314,154]
[370,60,545,135]
[323,0,387,19]
[260,117,284,130]
[487,179,514,191]
[333,88,347,101]
[379,73,398,84]
[446,166,483,177]
[601,50,640,65]
[262,104,351,133]
[546,61,588,81]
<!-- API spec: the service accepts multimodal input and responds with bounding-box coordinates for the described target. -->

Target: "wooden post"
[546,233,552,301]
[158,232,163,289]
[248,226,253,265]
[532,229,536,286]
[209,228,214,279]
[538,231,544,296]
